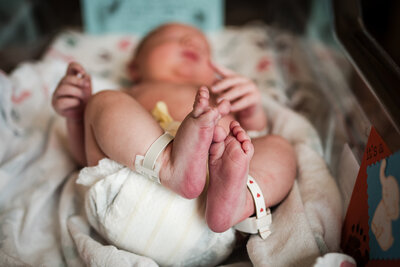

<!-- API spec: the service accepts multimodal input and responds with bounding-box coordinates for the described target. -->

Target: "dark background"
[0,0,399,73]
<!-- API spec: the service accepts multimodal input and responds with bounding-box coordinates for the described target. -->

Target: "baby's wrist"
[238,105,265,122]
[236,106,267,131]
[237,104,262,118]
[66,116,84,124]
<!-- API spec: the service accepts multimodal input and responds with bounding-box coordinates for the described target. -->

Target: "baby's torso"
[126,83,234,132]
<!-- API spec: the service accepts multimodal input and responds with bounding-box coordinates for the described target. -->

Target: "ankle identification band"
[234,176,272,239]
[135,132,174,184]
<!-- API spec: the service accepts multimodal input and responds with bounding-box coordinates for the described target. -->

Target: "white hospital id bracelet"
[234,175,272,239]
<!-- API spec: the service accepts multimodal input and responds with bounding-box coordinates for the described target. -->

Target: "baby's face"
[133,24,216,86]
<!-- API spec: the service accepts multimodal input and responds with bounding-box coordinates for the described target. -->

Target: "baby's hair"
[128,23,182,82]
[128,24,170,82]
[133,26,164,58]
[132,22,203,59]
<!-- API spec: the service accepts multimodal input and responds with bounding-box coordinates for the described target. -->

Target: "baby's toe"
[213,125,228,143]
[192,86,211,117]
[241,140,254,157]
[209,141,225,165]
[230,122,249,142]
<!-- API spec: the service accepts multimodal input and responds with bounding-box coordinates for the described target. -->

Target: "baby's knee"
[268,134,291,146]
[85,90,134,123]
[265,135,297,175]
[86,90,120,113]
[271,135,295,155]
[257,135,294,157]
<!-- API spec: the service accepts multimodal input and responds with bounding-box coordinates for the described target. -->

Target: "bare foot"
[206,121,254,232]
[160,86,230,199]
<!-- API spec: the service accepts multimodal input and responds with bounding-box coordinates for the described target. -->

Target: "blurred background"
[1,2,399,265]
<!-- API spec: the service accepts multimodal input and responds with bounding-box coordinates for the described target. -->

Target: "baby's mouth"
[181,50,199,62]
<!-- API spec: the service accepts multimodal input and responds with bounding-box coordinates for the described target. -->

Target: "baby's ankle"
[158,144,173,186]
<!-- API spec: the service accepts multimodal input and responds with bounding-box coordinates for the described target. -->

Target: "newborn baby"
[52,22,297,265]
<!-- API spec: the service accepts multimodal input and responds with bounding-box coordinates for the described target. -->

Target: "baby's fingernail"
[217,97,223,103]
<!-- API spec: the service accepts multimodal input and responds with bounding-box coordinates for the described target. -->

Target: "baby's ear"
[127,59,141,82]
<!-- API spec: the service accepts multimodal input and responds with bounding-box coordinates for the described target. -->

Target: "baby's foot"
[160,86,229,199]
[206,121,254,232]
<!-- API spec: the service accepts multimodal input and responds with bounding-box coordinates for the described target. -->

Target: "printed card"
[367,152,400,260]
[341,127,390,266]
[81,0,224,35]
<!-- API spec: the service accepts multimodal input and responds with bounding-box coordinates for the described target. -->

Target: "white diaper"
[77,158,236,267]
[133,132,272,240]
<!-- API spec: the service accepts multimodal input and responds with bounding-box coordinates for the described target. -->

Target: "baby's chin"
[174,68,214,86]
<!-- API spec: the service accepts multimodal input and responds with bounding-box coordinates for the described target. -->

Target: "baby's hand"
[210,62,263,119]
[52,62,92,121]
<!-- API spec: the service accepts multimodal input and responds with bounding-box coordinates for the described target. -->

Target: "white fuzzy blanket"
[0,25,343,266]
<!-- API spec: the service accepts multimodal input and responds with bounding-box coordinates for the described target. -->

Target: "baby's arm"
[210,63,267,131]
[52,62,92,166]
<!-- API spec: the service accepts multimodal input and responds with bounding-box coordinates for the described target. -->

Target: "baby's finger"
[216,84,251,103]
[210,62,236,78]
[83,73,92,87]
[67,62,86,77]
[54,84,85,99]
[82,74,92,100]
[230,95,257,112]
[211,76,248,93]
[60,75,87,88]
[55,97,81,111]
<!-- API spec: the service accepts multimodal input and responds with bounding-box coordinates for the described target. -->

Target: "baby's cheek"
[149,50,170,65]
[147,51,176,75]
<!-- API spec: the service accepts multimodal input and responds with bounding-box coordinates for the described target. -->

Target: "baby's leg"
[84,87,229,199]
[249,135,296,207]
[207,122,296,232]
[206,121,254,232]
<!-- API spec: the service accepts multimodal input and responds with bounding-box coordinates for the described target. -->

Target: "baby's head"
[128,23,216,86]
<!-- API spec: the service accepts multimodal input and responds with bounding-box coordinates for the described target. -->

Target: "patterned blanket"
[0,24,347,266]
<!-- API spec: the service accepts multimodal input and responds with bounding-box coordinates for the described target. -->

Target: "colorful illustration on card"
[341,127,392,266]
[367,152,400,259]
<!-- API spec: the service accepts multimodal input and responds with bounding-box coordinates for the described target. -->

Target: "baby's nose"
[181,36,204,51]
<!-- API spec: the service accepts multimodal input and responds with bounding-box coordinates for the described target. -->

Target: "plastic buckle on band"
[135,155,162,183]
[234,175,272,239]
[134,132,174,184]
